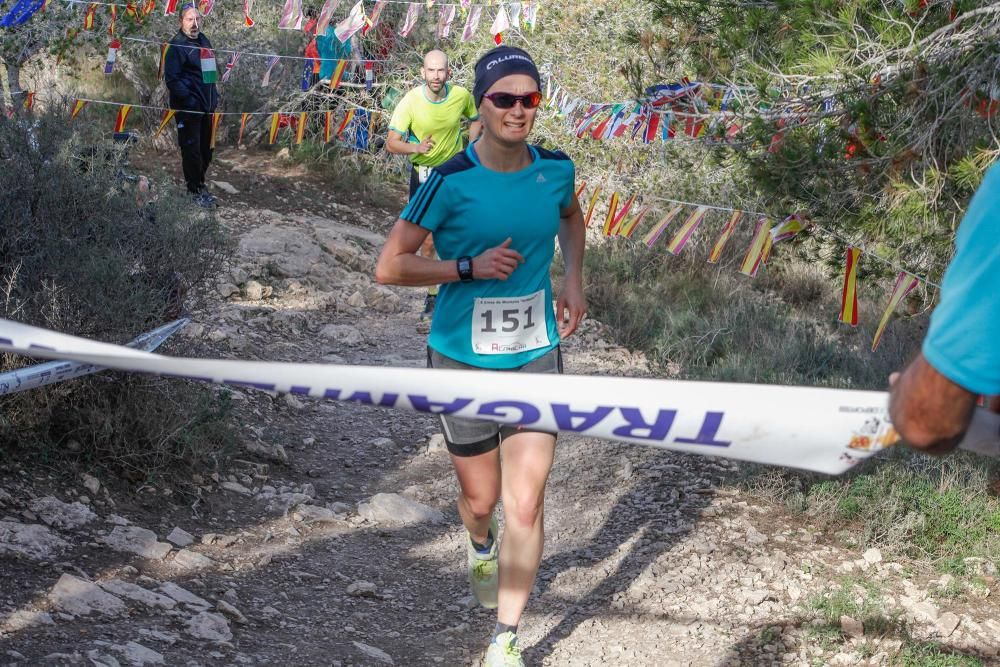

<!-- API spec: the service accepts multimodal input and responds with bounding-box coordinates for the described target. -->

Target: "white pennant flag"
[523,0,538,31]
[315,0,340,36]
[490,4,510,44]
[437,4,456,38]
[277,0,303,30]
[462,5,482,42]
[334,0,366,42]
[508,2,521,29]
[399,3,421,37]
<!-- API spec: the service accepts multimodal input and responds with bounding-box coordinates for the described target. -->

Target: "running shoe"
[484,631,524,667]
[467,515,499,609]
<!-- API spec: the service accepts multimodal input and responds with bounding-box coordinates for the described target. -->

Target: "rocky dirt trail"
[1,149,999,666]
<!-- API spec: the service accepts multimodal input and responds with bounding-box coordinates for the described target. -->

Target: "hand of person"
[888,372,900,387]
[414,134,434,154]
[556,279,586,337]
[472,238,524,281]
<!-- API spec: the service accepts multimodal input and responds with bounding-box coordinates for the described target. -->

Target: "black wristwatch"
[457,256,474,283]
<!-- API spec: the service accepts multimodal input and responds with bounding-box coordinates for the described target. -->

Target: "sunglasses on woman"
[482,91,544,109]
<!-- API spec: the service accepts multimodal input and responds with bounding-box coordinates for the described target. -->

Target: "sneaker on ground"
[198,187,218,204]
[191,193,215,209]
[467,515,499,609]
[484,631,524,667]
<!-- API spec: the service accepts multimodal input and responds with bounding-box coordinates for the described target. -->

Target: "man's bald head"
[421,50,450,95]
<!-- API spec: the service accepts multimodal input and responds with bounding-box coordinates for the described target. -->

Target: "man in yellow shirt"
[387,49,481,325]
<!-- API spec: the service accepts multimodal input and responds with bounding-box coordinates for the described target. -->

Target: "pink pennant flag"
[665,206,709,255]
[399,3,421,37]
[437,4,455,37]
[871,272,920,351]
[335,0,366,42]
[315,0,339,34]
[491,4,510,44]
[462,5,482,42]
[242,0,254,26]
[363,0,386,34]
[708,210,742,263]
[642,205,684,249]
[277,0,303,29]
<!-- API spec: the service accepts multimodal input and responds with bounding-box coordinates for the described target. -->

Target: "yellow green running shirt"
[388,84,479,167]
[401,142,576,369]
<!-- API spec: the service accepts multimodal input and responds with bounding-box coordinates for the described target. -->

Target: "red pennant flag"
[708,210,741,264]
[243,0,254,26]
[22,91,35,111]
[324,111,333,143]
[574,180,587,199]
[82,3,98,29]
[607,195,635,236]
[336,109,355,138]
[209,112,223,149]
[154,109,176,137]
[158,44,170,80]
[113,105,132,132]
[237,113,250,146]
[839,247,862,326]
[268,112,281,145]
[70,99,89,120]
[295,112,307,145]
[163,0,178,14]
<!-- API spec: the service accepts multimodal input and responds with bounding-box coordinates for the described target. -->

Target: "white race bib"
[472,290,551,355]
[417,165,431,183]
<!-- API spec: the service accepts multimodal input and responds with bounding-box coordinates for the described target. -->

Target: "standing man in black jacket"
[164,3,219,207]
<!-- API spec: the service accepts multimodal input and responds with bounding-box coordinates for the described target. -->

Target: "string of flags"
[578,183,938,352]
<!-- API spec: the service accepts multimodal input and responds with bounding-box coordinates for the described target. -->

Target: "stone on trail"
[220,481,253,495]
[81,473,101,495]
[159,582,211,608]
[319,324,364,346]
[862,547,882,564]
[935,611,961,637]
[242,279,265,300]
[172,549,215,571]
[166,527,194,548]
[48,574,126,616]
[210,180,239,194]
[29,496,97,529]
[113,641,164,666]
[99,580,176,610]
[840,615,864,638]
[291,505,341,524]
[346,581,378,598]
[0,521,68,560]
[357,493,444,526]
[184,611,233,643]
[1,609,55,634]
[216,599,248,624]
[101,526,173,560]
[352,642,394,665]
[244,440,289,465]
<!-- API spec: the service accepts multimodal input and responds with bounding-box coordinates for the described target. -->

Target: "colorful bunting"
[295,112,307,144]
[601,192,620,236]
[315,0,339,35]
[770,213,808,244]
[200,48,217,84]
[82,3,97,30]
[739,218,771,277]
[708,210,742,264]
[113,105,132,132]
[839,246,862,326]
[491,4,510,45]
[642,205,683,249]
[330,59,348,89]
[365,61,374,90]
[238,112,250,145]
[437,4,456,37]
[268,112,281,144]
[607,195,635,236]
[242,0,254,26]
[399,2,420,36]
[363,0,386,35]
[207,112,222,148]
[523,0,537,30]
[108,4,116,35]
[336,109,355,137]
[277,0,303,29]
[618,205,651,238]
[104,39,120,75]
[462,5,482,42]
[335,1,366,42]
[871,271,919,351]
[158,44,170,80]
[22,91,35,111]
[70,99,89,120]
[324,111,334,142]
[154,109,176,137]
[665,206,708,255]
[197,0,213,15]
[261,55,280,86]
[583,185,602,227]
[574,181,587,199]
[220,52,241,83]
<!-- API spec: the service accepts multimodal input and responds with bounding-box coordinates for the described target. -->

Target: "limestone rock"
[862,548,882,564]
[112,642,164,666]
[210,180,239,194]
[357,493,444,526]
[101,526,172,560]
[242,280,265,300]
[216,600,248,624]
[99,580,176,610]
[173,549,214,570]
[48,574,125,616]
[347,581,378,598]
[935,612,960,637]
[840,615,864,638]
[166,527,194,548]
[1,609,54,634]
[220,481,253,495]
[319,324,364,346]
[185,612,233,643]
[81,473,101,496]
[352,642,393,665]
[244,440,288,465]
[159,582,210,608]
[29,496,97,529]
[291,505,341,524]
[0,521,68,560]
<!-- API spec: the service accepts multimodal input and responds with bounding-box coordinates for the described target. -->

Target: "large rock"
[291,505,342,524]
[362,285,402,313]
[352,642,394,665]
[166,527,194,548]
[159,581,210,608]
[357,493,444,526]
[238,225,324,279]
[48,574,126,616]
[1,609,55,634]
[0,521,68,560]
[173,549,214,570]
[112,642,164,666]
[99,580,176,610]
[101,527,172,560]
[28,496,97,529]
[319,324,364,346]
[184,612,233,643]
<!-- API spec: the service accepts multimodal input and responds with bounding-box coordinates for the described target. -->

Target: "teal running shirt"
[400,142,576,369]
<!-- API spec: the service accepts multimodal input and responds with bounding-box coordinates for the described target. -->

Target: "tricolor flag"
[200,48,217,84]
[22,91,35,111]
[324,111,334,143]
[708,210,741,264]
[70,99,88,120]
[335,0,366,42]
[261,55,280,86]
[237,112,250,145]
[462,5,483,42]
[601,192,619,236]
[295,112,307,144]
[268,112,281,144]
[607,195,635,236]
[364,61,373,90]
[329,59,347,89]
[871,272,920,351]
[243,0,254,26]
[770,213,808,244]
[363,0,386,35]
[113,105,132,132]
[643,112,660,144]
[315,0,339,35]
[209,112,222,148]
[665,206,709,255]
[158,44,170,80]
[437,4,455,37]
[583,185,602,227]
[399,3,421,37]
[162,0,177,14]
[739,218,771,277]
[618,205,651,238]
[838,246,862,326]
[104,39,120,75]
[278,0,303,29]
[220,52,241,83]
[491,4,510,45]
[336,108,355,138]
[642,205,683,249]
[82,3,97,29]
[154,109,176,137]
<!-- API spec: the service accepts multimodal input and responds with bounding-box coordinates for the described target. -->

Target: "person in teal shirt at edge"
[890,162,1000,453]
[316,26,359,83]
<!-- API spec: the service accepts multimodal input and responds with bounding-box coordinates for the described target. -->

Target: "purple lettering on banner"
[290,385,312,395]
[29,344,56,351]
[408,395,474,415]
[323,389,342,399]
[224,380,277,391]
[344,391,400,408]
[477,401,541,425]
[673,411,730,447]
[612,408,677,441]
[551,404,614,431]
[0,338,11,345]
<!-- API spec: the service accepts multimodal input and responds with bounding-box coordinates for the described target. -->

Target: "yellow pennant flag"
[618,205,651,238]
[158,44,170,80]
[665,205,709,256]
[607,195,636,236]
[268,112,281,145]
[871,272,920,351]
[154,109,176,137]
[237,113,250,146]
[642,205,684,249]
[113,105,131,132]
[70,99,89,120]
[601,192,620,236]
[574,180,587,199]
[324,111,334,143]
[330,60,347,90]
[209,112,223,149]
[739,217,771,277]
[583,185,603,227]
[839,246,862,326]
[295,112,307,145]
[708,210,742,263]
[336,109,356,138]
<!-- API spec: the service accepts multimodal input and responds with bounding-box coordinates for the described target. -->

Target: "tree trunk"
[6,62,23,115]
[0,64,7,117]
